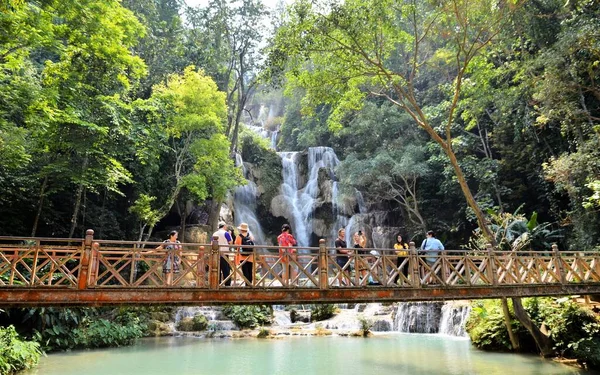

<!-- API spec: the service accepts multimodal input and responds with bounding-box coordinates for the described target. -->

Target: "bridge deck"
[1,231,599,306]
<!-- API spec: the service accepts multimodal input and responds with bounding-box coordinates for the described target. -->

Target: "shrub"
[310,304,336,321]
[357,316,373,337]
[257,328,270,338]
[466,300,513,351]
[0,325,41,375]
[75,318,145,348]
[223,305,273,329]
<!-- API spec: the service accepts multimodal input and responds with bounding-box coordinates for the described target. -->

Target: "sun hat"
[237,223,249,231]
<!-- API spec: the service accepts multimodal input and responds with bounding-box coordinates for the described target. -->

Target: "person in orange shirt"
[234,223,255,286]
[277,224,297,286]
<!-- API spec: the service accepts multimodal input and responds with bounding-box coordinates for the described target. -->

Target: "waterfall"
[270,130,278,150]
[439,303,471,336]
[393,302,471,337]
[233,154,266,245]
[279,151,313,247]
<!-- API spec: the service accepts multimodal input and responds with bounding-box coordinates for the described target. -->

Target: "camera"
[358,230,362,236]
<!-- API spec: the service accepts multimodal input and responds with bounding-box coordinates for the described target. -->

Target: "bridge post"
[319,239,328,290]
[89,242,99,286]
[553,244,565,284]
[198,246,205,287]
[78,229,94,290]
[209,236,220,289]
[486,244,497,286]
[409,242,421,288]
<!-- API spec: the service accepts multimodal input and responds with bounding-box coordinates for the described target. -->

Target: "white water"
[233,154,267,245]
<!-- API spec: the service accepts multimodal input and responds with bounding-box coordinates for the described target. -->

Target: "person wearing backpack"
[235,223,255,286]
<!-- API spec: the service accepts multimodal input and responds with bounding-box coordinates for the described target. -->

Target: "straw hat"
[237,223,249,232]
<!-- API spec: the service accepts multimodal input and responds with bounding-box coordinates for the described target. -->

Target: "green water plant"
[0,325,41,375]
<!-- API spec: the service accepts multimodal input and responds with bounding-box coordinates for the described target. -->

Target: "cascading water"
[233,154,266,245]
[279,151,312,247]
[393,302,471,337]
[270,130,278,150]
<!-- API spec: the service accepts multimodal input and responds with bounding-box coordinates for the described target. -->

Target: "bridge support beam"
[2,284,600,307]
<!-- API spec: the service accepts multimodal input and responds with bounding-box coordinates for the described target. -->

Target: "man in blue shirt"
[420,230,444,265]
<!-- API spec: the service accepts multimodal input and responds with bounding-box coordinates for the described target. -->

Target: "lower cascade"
[172,301,471,337]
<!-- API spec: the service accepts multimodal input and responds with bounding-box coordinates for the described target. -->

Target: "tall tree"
[130,66,243,240]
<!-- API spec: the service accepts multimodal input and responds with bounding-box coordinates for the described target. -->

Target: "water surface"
[27,334,590,375]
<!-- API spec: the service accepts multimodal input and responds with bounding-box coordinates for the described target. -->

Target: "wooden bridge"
[1,230,599,306]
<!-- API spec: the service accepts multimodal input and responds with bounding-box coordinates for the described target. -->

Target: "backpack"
[240,233,254,255]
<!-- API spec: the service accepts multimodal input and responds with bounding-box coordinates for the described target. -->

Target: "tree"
[268,0,549,352]
[185,0,269,154]
[269,0,520,242]
[132,66,243,240]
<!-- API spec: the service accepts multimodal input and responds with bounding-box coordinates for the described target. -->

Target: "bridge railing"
[1,231,599,290]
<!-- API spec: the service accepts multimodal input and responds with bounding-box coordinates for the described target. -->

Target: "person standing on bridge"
[235,223,255,286]
[335,228,351,286]
[213,221,233,286]
[157,230,181,286]
[420,230,444,284]
[393,234,409,285]
[278,224,297,286]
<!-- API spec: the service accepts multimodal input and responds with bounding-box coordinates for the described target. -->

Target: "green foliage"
[256,327,270,338]
[537,298,600,369]
[467,298,600,369]
[466,300,519,351]
[468,207,562,251]
[0,325,41,375]
[222,305,273,329]
[357,316,373,337]
[10,307,146,352]
[74,318,144,348]
[310,304,336,322]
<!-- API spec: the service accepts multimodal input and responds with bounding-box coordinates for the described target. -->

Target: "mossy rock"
[192,314,208,331]
[177,318,195,332]
[147,320,173,336]
[150,311,171,322]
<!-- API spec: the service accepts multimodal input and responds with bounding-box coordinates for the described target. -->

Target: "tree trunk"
[68,156,89,238]
[501,297,520,351]
[207,199,221,232]
[512,297,554,357]
[31,175,48,237]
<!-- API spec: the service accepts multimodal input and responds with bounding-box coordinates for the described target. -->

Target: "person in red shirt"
[277,224,297,286]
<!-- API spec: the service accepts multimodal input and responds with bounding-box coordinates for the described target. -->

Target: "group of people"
[334,229,445,286]
[156,222,445,287]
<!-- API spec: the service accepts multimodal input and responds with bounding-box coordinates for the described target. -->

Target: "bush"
[0,325,41,375]
[76,318,144,348]
[357,316,373,337]
[310,304,336,321]
[257,328,270,338]
[223,305,273,329]
[466,298,600,370]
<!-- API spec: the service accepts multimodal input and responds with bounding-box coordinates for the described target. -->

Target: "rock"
[270,195,294,219]
[184,225,211,243]
[177,317,195,332]
[372,320,392,332]
[147,320,174,336]
[220,204,234,225]
[312,219,330,238]
[150,312,171,322]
